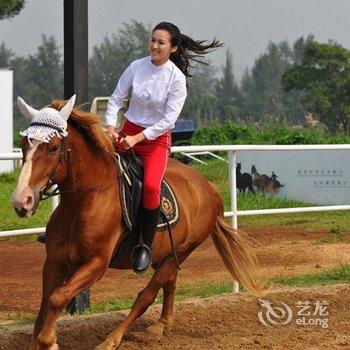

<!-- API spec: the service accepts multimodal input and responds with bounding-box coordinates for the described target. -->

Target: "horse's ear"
[17,97,39,120]
[59,94,76,121]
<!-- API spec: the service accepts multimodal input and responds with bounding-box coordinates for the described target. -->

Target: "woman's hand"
[106,125,120,143]
[119,133,146,150]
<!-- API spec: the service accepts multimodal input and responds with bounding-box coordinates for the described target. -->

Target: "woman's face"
[149,29,177,66]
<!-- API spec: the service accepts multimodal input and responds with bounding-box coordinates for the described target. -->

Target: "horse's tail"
[210,215,264,296]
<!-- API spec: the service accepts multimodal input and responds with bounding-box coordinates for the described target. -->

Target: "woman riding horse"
[11,22,263,350]
[106,22,222,273]
[12,95,262,349]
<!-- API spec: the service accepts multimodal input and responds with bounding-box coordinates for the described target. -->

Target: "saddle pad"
[120,178,180,232]
[158,180,180,230]
[109,179,179,267]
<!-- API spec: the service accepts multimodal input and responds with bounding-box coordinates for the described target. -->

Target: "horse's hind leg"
[96,250,190,350]
[146,270,178,336]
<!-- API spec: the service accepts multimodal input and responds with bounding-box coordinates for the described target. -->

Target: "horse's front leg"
[30,258,66,350]
[36,257,108,349]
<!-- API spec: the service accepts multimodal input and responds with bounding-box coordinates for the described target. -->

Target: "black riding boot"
[132,206,160,274]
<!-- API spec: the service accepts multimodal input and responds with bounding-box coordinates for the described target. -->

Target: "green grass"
[68,281,238,317]
[270,264,350,287]
[0,169,51,242]
[239,210,350,240]
[84,298,135,315]
[0,312,36,330]
[175,281,237,301]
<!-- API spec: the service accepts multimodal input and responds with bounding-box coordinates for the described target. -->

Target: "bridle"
[38,132,70,201]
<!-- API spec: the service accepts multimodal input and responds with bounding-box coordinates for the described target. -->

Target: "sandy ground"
[0,226,349,349]
[0,284,349,349]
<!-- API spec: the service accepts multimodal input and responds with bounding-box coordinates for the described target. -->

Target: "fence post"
[228,151,238,229]
[228,150,240,293]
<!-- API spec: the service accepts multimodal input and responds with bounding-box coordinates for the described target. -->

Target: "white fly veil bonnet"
[17,95,76,144]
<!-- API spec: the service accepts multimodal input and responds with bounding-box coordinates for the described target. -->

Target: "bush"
[191,122,350,145]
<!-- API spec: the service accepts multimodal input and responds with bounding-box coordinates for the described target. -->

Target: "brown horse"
[12,97,262,350]
[251,165,275,194]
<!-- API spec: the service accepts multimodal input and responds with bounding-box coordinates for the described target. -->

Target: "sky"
[1,0,350,78]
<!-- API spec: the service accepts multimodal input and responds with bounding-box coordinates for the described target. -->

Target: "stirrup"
[131,244,152,274]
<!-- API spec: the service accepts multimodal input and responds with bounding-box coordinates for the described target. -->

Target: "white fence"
[2,144,350,239]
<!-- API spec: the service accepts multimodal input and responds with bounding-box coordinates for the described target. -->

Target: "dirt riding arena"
[1,226,349,349]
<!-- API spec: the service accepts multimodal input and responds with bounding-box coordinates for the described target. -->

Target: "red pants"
[119,120,171,209]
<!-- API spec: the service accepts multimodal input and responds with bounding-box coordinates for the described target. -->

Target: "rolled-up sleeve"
[105,61,136,127]
[143,75,187,140]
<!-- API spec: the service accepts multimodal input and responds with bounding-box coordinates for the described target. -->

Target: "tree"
[14,35,63,107]
[249,41,291,121]
[89,21,150,97]
[0,0,25,19]
[282,39,350,134]
[12,35,63,129]
[182,61,219,126]
[292,35,314,65]
[33,35,63,104]
[215,49,240,121]
[0,42,13,67]
[239,39,305,124]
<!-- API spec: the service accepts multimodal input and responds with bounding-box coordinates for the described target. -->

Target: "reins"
[40,179,118,200]
[38,135,68,200]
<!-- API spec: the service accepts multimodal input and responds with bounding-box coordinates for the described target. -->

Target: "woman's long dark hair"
[153,22,223,77]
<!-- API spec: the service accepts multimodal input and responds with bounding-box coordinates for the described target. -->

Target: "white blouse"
[105,56,187,140]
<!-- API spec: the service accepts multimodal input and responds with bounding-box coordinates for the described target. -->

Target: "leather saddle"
[110,151,180,266]
[118,151,144,231]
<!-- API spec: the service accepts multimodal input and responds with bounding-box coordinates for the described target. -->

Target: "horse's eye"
[48,145,60,153]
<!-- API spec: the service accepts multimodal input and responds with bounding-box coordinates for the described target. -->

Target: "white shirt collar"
[148,56,172,70]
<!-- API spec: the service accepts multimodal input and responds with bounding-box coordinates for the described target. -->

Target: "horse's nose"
[15,207,28,218]
[11,187,36,212]
[22,194,35,211]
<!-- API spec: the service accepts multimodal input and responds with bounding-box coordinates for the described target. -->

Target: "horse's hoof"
[29,344,39,350]
[29,338,39,350]
[146,322,170,337]
[94,339,120,350]
[48,344,59,350]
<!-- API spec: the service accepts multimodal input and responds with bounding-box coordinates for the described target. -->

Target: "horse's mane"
[50,100,114,156]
